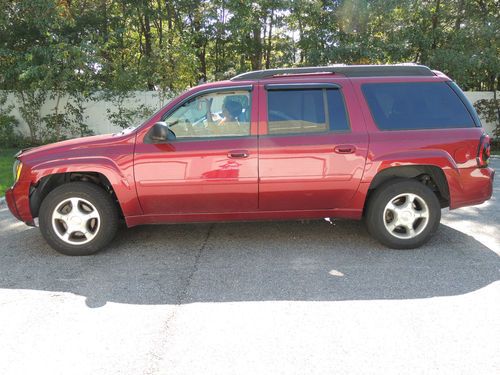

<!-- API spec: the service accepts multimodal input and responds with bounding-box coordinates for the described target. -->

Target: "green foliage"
[102,91,156,129]
[0,0,498,145]
[474,98,500,138]
[40,95,94,142]
[0,148,17,196]
[0,93,20,147]
[491,138,499,153]
[14,90,93,145]
[0,115,21,148]
[4,0,495,92]
[15,90,46,145]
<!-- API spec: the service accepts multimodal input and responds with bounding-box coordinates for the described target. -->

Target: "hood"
[18,132,132,161]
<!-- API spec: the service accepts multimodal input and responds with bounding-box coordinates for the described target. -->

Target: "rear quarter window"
[362,82,475,130]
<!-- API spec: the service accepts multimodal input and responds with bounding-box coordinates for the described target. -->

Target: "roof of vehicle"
[230,64,435,81]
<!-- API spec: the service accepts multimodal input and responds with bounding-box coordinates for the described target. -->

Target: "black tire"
[365,178,441,249]
[39,182,119,255]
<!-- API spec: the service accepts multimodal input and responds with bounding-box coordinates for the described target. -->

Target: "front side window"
[164,90,251,138]
[362,82,475,130]
[267,88,350,135]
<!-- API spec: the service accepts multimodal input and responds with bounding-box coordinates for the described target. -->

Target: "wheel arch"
[30,171,125,218]
[364,164,451,214]
[28,159,141,219]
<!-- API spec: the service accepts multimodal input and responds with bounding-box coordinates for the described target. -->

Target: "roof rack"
[230,64,434,81]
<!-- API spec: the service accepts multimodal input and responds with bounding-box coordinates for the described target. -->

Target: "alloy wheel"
[383,193,429,239]
[51,197,101,245]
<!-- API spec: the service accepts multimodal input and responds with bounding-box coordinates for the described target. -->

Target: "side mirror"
[150,122,176,143]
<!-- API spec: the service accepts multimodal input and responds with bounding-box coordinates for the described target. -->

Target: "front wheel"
[365,179,441,249]
[39,182,119,255]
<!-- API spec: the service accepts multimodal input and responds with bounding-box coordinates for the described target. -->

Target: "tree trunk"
[192,4,207,82]
[143,9,154,90]
[454,0,465,31]
[251,22,262,70]
[298,17,304,64]
[431,0,441,50]
[53,92,62,140]
[265,8,274,69]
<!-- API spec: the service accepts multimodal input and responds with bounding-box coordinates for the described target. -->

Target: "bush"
[103,91,155,129]
[491,138,499,152]
[474,98,500,139]
[0,92,23,148]
[14,90,94,146]
[0,113,21,148]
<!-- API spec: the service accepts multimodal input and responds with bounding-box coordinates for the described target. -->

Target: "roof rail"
[230,64,434,81]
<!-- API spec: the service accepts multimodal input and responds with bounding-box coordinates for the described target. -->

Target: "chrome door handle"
[334,145,356,154]
[228,150,249,158]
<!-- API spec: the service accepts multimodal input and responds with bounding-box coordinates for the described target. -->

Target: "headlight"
[12,159,22,184]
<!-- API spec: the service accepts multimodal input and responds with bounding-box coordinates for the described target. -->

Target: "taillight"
[477,134,491,167]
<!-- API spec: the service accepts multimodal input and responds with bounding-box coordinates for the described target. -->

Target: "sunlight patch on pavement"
[328,269,345,277]
[1,282,499,375]
[441,218,500,255]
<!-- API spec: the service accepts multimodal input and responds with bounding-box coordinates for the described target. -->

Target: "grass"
[0,148,17,197]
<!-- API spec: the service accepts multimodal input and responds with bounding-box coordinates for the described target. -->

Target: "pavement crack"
[177,223,214,304]
[145,224,214,375]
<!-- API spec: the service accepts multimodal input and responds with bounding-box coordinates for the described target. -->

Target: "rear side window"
[362,82,475,130]
[267,89,349,135]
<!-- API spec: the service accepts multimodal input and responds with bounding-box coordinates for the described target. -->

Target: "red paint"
[5,72,495,228]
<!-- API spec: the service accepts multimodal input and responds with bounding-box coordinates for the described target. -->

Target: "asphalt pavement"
[0,159,499,375]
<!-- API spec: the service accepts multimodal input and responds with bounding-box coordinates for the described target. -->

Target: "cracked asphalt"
[0,159,499,375]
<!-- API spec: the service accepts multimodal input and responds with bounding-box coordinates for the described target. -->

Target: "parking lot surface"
[0,159,499,375]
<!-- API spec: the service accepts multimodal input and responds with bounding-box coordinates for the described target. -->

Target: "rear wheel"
[365,179,441,249]
[39,182,119,255]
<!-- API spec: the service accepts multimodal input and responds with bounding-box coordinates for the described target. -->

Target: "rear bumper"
[450,166,495,209]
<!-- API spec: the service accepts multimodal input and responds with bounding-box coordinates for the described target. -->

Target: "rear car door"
[134,86,258,215]
[257,81,369,210]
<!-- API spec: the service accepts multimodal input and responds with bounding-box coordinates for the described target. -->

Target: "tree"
[0,0,498,143]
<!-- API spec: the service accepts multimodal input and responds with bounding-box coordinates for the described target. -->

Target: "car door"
[134,86,258,215]
[257,81,369,210]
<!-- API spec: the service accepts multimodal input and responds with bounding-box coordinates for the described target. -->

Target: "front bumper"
[5,181,34,226]
[5,188,21,220]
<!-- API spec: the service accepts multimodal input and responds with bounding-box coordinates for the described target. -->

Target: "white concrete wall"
[1,90,498,137]
[462,91,498,136]
[2,91,168,136]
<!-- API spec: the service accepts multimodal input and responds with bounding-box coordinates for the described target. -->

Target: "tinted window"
[362,82,474,130]
[327,89,350,132]
[267,89,349,135]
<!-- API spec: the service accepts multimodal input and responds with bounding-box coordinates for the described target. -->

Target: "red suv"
[6,64,495,255]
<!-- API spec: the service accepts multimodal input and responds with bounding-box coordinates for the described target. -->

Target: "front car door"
[257,80,369,211]
[134,85,258,215]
